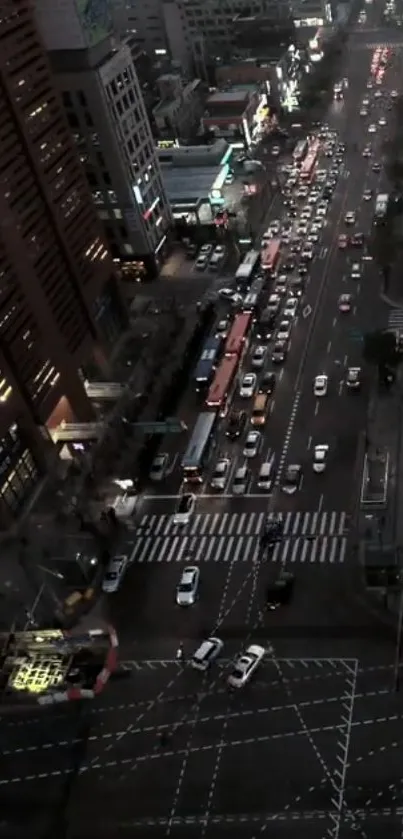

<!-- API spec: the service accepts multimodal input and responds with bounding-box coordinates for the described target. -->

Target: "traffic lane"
[114,559,233,654]
[296,390,368,510]
[253,565,389,654]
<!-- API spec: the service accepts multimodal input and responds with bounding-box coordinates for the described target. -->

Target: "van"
[190,637,223,671]
[242,292,259,313]
[251,394,268,426]
[257,461,275,491]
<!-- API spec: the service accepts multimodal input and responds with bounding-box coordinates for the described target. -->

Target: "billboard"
[76,0,112,47]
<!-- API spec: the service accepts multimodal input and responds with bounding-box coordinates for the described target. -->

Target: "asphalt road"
[4,19,403,839]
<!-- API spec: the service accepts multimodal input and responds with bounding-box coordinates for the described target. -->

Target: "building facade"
[35,1,173,281]
[0,1,127,528]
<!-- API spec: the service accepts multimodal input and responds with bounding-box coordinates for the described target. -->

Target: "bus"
[300,150,317,182]
[224,312,252,357]
[235,249,260,286]
[193,334,223,391]
[374,193,389,223]
[181,412,217,483]
[293,139,308,163]
[261,239,281,273]
[206,354,239,415]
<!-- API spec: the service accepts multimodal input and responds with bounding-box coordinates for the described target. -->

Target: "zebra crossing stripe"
[135,510,348,539]
[130,534,348,564]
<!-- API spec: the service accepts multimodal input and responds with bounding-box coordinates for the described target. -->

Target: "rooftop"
[207,90,249,104]
[161,165,222,206]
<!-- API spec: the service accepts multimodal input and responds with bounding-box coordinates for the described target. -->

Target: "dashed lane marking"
[2,709,402,779]
[114,807,403,829]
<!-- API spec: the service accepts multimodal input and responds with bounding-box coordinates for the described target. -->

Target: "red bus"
[206,355,239,415]
[300,151,317,182]
[293,138,308,163]
[261,238,281,272]
[224,312,252,357]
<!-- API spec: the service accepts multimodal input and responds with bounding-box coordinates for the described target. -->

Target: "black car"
[351,232,364,246]
[283,259,295,272]
[266,570,295,610]
[287,208,298,218]
[298,263,308,275]
[259,371,276,394]
[289,277,305,297]
[372,162,381,172]
[226,410,247,440]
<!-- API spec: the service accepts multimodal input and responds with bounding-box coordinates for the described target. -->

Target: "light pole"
[393,571,403,692]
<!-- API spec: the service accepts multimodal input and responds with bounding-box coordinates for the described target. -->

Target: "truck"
[374,193,389,222]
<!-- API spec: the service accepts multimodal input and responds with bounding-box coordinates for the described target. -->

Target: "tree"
[363,330,401,377]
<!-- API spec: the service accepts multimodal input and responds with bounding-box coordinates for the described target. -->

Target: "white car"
[149,452,169,482]
[195,255,208,270]
[173,493,196,525]
[102,555,128,594]
[368,124,376,133]
[315,206,327,219]
[239,372,257,398]
[308,192,320,204]
[210,458,230,490]
[307,231,319,244]
[251,345,266,368]
[391,89,398,98]
[344,211,356,225]
[360,108,368,116]
[277,320,292,341]
[284,297,298,318]
[379,116,386,126]
[314,374,328,397]
[243,430,261,458]
[300,207,313,220]
[296,188,309,199]
[176,566,200,606]
[339,293,352,312]
[301,246,313,260]
[313,444,329,473]
[227,644,266,689]
[351,262,361,279]
[270,219,281,235]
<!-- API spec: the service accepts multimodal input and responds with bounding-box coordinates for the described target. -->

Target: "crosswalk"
[388,310,403,332]
[131,511,348,565]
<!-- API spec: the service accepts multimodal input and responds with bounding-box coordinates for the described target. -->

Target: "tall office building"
[35,0,172,280]
[0,1,126,528]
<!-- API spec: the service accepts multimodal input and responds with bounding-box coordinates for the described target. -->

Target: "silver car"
[102,555,128,594]
[176,566,200,606]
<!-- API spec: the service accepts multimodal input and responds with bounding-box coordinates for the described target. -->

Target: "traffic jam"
[148,48,394,518]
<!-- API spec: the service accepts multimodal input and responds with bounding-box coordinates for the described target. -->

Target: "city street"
[1,651,403,837]
[3,12,403,839]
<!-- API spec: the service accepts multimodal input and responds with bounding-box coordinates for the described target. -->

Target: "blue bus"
[181,412,217,482]
[193,335,222,391]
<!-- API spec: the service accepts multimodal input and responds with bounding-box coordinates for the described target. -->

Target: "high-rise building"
[35,0,173,281]
[0,1,127,528]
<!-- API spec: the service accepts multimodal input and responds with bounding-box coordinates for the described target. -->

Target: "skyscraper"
[35,0,173,280]
[0,1,126,528]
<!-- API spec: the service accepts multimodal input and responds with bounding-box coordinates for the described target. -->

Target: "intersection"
[1,656,402,838]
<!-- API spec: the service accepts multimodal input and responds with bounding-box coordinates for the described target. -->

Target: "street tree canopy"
[362,329,401,369]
